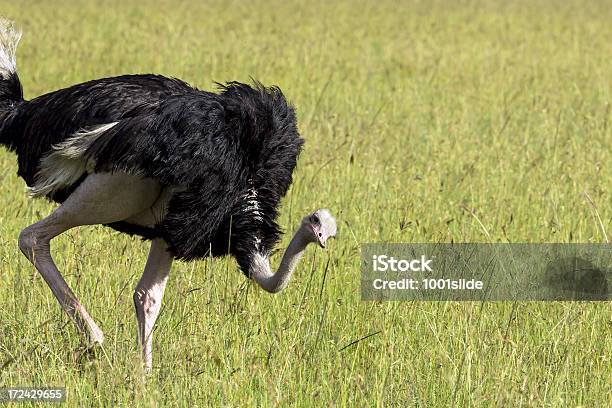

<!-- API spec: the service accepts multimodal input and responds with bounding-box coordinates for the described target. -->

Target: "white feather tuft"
[0,18,21,79]
[243,182,263,221]
[29,122,119,198]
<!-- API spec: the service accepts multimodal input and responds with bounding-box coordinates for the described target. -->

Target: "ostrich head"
[302,208,337,248]
[249,208,337,293]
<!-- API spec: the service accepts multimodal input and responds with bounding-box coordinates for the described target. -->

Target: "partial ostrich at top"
[0,20,336,371]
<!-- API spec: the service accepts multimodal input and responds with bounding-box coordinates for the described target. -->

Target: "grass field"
[0,0,610,406]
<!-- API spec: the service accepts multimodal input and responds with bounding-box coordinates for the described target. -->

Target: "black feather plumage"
[0,74,303,272]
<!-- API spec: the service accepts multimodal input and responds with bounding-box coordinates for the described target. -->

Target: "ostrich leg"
[18,172,163,345]
[133,238,173,372]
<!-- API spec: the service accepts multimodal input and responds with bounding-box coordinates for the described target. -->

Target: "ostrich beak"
[311,225,329,248]
[317,230,336,248]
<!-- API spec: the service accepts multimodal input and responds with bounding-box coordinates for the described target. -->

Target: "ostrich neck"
[249,224,311,293]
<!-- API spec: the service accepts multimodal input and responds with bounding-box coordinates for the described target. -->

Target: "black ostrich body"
[0,73,304,272]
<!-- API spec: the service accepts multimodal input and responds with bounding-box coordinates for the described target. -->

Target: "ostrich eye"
[311,214,320,224]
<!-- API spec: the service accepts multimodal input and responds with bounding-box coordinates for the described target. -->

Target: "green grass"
[0,0,610,406]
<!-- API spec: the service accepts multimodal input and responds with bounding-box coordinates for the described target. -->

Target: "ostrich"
[0,20,336,371]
